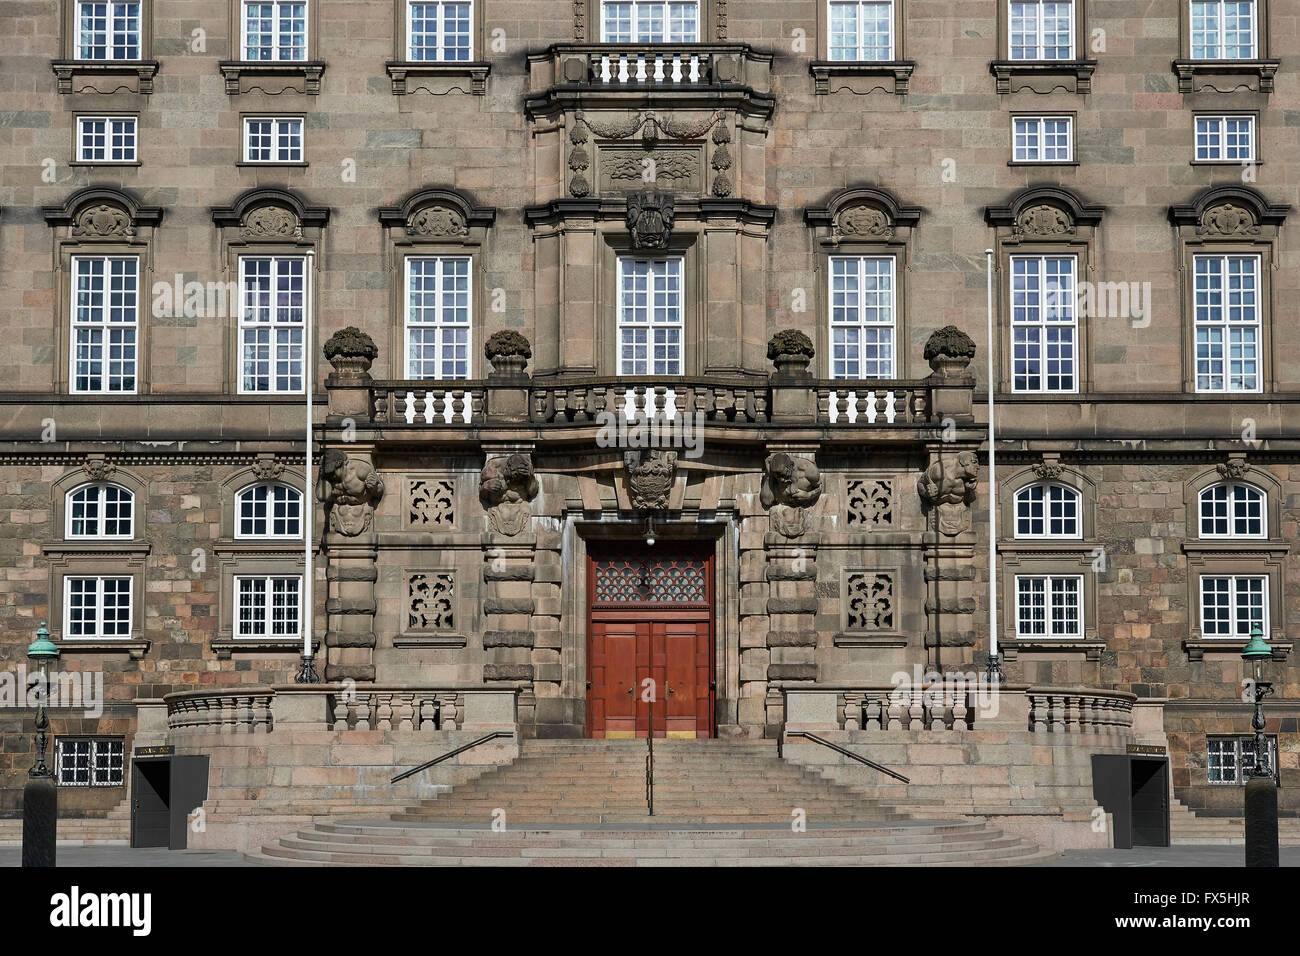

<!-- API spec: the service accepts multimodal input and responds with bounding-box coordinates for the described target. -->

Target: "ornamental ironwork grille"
[593,553,708,605]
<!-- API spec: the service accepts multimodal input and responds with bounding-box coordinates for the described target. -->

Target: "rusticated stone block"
[325,663,375,682]
[767,630,818,647]
[483,663,534,682]
[483,597,535,615]
[766,563,818,581]
[768,663,817,681]
[484,630,533,648]
[483,565,535,582]
[766,597,818,614]
[924,565,976,582]
[326,630,377,648]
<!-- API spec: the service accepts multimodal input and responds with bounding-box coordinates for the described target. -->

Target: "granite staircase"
[1169,797,1300,845]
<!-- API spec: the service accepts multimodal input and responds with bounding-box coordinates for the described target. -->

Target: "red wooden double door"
[586,546,714,738]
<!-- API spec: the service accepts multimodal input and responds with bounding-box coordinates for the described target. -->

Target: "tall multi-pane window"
[76,116,138,163]
[76,2,141,60]
[1194,115,1255,162]
[236,575,302,638]
[601,1,700,42]
[236,484,303,538]
[1015,575,1083,638]
[1008,1,1074,59]
[1200,575,1266,637]
[1012,116,1072,162]
[64,576,132,639]
[1193,254,1260,392]
[828,1,895,61]
[56,739,126,787]
[242,1,308,61]
[405,257,471,379]
[239,256,307,393]
[1208,736,1276,783]
[408,1,473,60]
[71,256,139,394]
[1010,255,1077,392]
[618,258,683,376]
[67,484,135,538]
[243,117,304,163]
[829,256,896,379]
[1013,483,1081,538]
[1190,1,1257,59]
[1198,482,1264,537]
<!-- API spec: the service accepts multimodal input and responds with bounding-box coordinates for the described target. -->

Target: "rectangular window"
[71,255,139,394]
[1208,735,1276,783]
[76,2,141,60]
[239,256,307,393]
[1011,255,1077,392]
[242,117,304,163]
[618,258,684,376]
[1191,1,1257,59]
[235,575,302,638]
[242,1,308,61]
[408,1,473,60]
[64,576,133,639]
[1015,575,1083,638]
[1194,114,1255,162]
[1200,575,1266,637]
[1194,254,1260,392]
[1012,115,1073,162]
[601,1,700,42]
[56,738,126,787]
[830,256,896,379]
[405,257,471,379]
[1008,0,1074,59]
[76,115,138,163]
[828,1,895,61]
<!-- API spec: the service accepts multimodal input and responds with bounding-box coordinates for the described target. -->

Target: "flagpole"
[297,256,318,683]
[985,248,1003,683]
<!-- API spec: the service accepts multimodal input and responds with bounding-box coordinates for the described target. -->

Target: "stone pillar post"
[917,444,980,673]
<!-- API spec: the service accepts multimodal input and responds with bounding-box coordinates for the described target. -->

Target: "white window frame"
[1010,254,1078,394]
[240,0,308,62]
[75,1,142,61]
[404,256,472,380]
[63,575,133,640]
[70,254,140,395]
[1197,481,1265,538]
[235,482,304,539]
[1014,574,1084,638]
[827,1,896,61]
[1012,115,1073,163]
[829,255,897,380]
[238,255,309,395]
[617,256,685,376]
[1207,735,1277,784]
[406,0,474,60]
[66,482,136,539]
[242,116,304,164]
[1008,0,1075,60]
[1199,574,1268,638]
[1194,114,1256,162]
[600,1,701,43]
[75,115,138,163]
[55,738,126,787]
[1193,253,1261,393]
[234,574,303,639]
[1013,482,1082,539]
[1190,0,1258,59]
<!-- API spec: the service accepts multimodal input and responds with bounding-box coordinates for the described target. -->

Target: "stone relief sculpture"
[624,449,678,510]
[316,450,385,537]
[1014,203,1073,237]
[626,190,675,249]
[407,204,468,238]
[479,454,539,536]
[1198,203,1259,237]
[243,205,302,240]
[761,452,823,538]
[917,451,979,536]
[72,203,134,239]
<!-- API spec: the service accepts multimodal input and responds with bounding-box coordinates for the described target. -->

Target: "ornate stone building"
[1,0,1297,845]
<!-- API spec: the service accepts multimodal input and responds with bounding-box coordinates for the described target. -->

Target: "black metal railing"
[781,731,910,783]
[390,731,514,784]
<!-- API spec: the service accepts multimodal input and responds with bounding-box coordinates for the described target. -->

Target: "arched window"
[1198,482,1264,538]
[235,483,303,538]
[66,483,135,538]
[1013,482,1081,538]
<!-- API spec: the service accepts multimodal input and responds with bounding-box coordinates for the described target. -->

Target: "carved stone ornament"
[761,453,823,538]
[624,449,678,511]
[606,152,696,186]
[407,204,468,239]
[1216,460,1252,480]
[626,190,675,250]
[479,454,539,536]
[316,450,385,537]
[251,455,286,481]
[72,203,134,239]
[917,451,979,537]
[1013,203,1074,238]
[1032,460,1064,480]
[836,204,892,239]
[83,457,117,482]
[243,205,302,240]
[1198,203,1260,237]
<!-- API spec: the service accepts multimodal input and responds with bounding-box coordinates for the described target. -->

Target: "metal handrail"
[390,731,514,784]
[782,731,910,784]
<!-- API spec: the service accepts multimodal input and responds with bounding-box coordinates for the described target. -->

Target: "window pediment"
[804,186,922,246]
[211,187,330,243]
[985,185,1104,239]
[43,187,163,241]
[1168,185,1290,235]
[378,188,496,245]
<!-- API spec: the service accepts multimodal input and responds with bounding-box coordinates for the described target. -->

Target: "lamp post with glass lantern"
[1240,624,1278,867]
[23,621,59,867]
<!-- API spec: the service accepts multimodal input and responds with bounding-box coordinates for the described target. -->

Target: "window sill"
[69,160,142,167]
[832,632,908,648]
[235,161,310,168]
[1181,540,1289,555]
[52,59,159,94]
[1001,639,1104,662]
[998,540,1097,554]
[809,60,915,95]
[1190,159,1260,167]
[1008,159,1080,167]
[212,637,319,660]
[1172,59,1279,94]
[54,639,150,659]
[218,60,326,95]
[1183,639,1291,662]
[212,540,305,555]
[393,633,469,648]
[386,60,491,95]
[990,59,1097,95]
[42,541,150,555]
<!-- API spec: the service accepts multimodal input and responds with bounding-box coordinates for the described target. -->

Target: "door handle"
[585,680,591,689]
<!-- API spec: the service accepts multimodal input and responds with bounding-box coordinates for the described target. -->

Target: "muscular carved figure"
[917,450,979,536]
[761,452,823,538]
[316,450,385,537]
[479,454,539,536]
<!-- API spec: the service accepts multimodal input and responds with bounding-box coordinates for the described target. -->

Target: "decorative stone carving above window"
[804,186,922,247]
[408,572,455,631]
[211,187,330,245]
[625,190,676,249]
[43,187,164,240]
[407,478,456,529]
[986,186,1104,242]
[377,188,496,245]
[624,449,678,511]
[250,455,286,481]
[845,571,895,631]
[846,478,893,529]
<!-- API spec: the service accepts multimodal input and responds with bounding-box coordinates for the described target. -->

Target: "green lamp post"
[27,622,59,777]
[1241,624,1273,780]
[1240,623,1277,867]
[23,621,60,867]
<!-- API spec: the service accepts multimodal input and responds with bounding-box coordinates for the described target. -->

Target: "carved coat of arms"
[626,190,675,250]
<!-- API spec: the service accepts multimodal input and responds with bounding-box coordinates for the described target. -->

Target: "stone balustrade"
[329,688,462,732]
[165,689,275,734]
[371,382,485,424]
[1026,686,1136,734]
[531,377,768,424]
[817,382,930,425]
[591,48,711,85]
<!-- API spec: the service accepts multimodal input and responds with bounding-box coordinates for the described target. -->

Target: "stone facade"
[1,1,1297,821]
